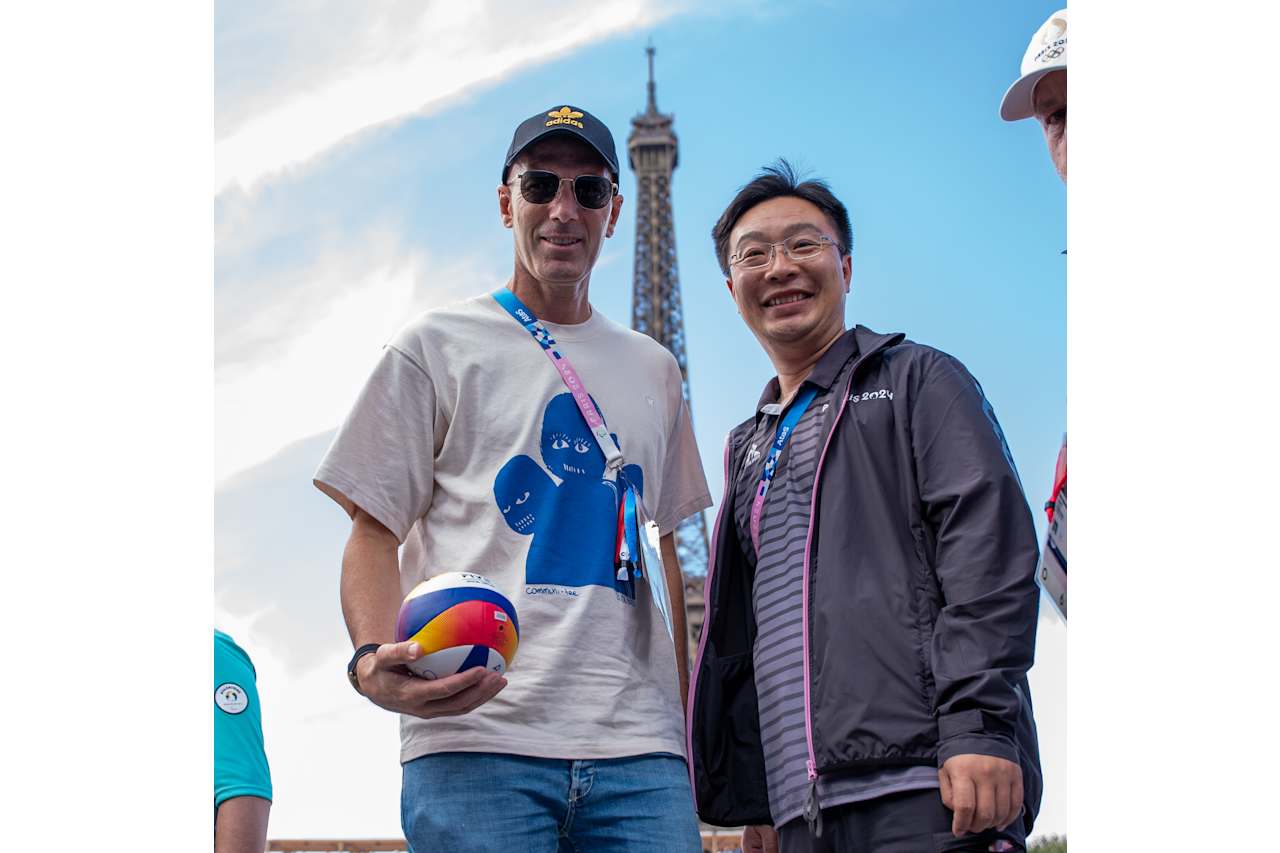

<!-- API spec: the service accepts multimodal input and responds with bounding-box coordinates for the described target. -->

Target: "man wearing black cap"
[315,106,710,851]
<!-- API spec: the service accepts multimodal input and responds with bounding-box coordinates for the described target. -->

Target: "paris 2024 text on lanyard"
[491,288,676,639]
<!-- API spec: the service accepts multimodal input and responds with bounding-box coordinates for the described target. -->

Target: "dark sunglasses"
[514,170,616,210]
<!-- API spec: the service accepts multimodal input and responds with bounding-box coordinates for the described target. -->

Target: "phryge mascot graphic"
[494,393,644,599]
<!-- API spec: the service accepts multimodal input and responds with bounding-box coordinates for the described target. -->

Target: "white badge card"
[1038,484,1067,620]
[632,491,675,640]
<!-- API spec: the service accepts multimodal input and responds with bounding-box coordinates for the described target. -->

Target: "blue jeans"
[401,751,702,853]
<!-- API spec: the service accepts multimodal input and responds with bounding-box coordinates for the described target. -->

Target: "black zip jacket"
[686,326,1043,834]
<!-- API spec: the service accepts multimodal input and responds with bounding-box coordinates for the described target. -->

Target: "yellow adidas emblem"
[545,106,585,129]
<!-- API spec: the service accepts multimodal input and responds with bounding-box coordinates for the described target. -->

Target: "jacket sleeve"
[911,353,1040,768]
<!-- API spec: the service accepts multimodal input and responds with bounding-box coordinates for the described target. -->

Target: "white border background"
[3,0,1276,848]
[1,3,210,849]
[1070,0,1279,847]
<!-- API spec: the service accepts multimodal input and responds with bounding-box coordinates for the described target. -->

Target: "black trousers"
[778,788,1026,853]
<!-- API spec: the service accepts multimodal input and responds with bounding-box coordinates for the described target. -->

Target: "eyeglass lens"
[737,237,829,268]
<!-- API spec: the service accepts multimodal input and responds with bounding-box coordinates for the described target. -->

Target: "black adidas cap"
[502,105,620,183]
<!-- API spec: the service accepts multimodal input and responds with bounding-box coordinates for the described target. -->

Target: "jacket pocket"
[693,651,771,826]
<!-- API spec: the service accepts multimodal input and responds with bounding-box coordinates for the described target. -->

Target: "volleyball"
[395,572,520,680]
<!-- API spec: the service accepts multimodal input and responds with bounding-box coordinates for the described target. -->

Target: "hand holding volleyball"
[352,573,518,719]
[354,641,506,720]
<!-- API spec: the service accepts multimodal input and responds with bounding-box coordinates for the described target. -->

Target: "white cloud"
[215,248,501,483]
[216,0,683,194]
[217,223,414,373]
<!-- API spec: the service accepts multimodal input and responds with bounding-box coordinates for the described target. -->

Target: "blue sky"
[215,0,1066,840]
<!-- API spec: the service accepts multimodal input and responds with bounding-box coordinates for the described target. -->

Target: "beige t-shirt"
[315,292,711,764]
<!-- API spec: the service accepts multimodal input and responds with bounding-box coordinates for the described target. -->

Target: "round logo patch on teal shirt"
[215,682,249,714]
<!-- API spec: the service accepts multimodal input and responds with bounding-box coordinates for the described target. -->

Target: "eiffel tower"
[628,45,710,584]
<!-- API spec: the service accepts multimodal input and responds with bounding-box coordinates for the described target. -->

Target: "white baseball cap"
[999,9,1068,121]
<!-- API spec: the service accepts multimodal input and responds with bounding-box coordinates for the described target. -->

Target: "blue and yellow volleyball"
[395,572,520,680]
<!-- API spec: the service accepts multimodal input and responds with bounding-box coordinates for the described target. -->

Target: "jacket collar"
[754,325,904,410]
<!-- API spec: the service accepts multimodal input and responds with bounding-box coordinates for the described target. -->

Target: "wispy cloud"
[216,429,346,672]
[217,222,418,373]
[215,247,503,482]
[215,0,683,194]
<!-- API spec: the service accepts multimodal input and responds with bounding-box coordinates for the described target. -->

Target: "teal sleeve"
[214,631,273,809]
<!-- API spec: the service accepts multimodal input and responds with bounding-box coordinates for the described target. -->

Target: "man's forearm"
[341,510,404,648]
[215,796,270,853]
[660,533,690,710]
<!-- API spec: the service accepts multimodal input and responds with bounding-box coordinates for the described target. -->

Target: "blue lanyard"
[749,385,819,553]
[492,288,556,351]
[621,487,641,579]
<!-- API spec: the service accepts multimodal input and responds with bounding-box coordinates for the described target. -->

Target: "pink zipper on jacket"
[685,434,733,809]
[800,370,858,831]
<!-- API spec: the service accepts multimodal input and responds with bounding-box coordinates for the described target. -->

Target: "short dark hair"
[710,159,853,276]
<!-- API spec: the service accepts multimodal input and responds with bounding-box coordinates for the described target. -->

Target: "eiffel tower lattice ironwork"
[628,45,709,576]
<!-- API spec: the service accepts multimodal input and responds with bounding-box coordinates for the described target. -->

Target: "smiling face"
[1032,69,1067,183]
[725,195,852,357]
[499,135,622,290]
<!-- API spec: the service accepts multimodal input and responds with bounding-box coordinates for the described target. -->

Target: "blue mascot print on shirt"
[494,392,644,599]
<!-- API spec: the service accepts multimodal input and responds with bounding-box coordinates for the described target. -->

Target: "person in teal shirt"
[215,630,272,852]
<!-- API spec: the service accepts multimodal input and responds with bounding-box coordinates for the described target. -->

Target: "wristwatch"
[346,643,382,695]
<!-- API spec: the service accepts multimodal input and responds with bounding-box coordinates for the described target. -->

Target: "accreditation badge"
[632,489,674,640]
[1038,436,1067,620]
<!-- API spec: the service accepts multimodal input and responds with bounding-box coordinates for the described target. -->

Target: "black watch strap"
[346,643,382,695]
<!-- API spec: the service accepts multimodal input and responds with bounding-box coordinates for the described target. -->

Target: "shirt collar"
[755,327,860,413]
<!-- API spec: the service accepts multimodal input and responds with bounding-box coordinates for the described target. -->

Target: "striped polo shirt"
[732,357,938,828]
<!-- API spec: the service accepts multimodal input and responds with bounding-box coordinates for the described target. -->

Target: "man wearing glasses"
[686,161,1043,852]
[315,106,709,851]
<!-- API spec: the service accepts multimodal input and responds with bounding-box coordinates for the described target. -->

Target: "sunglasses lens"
[518,171,612,208]
[574,176,613,209]
[519,171,560,204]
